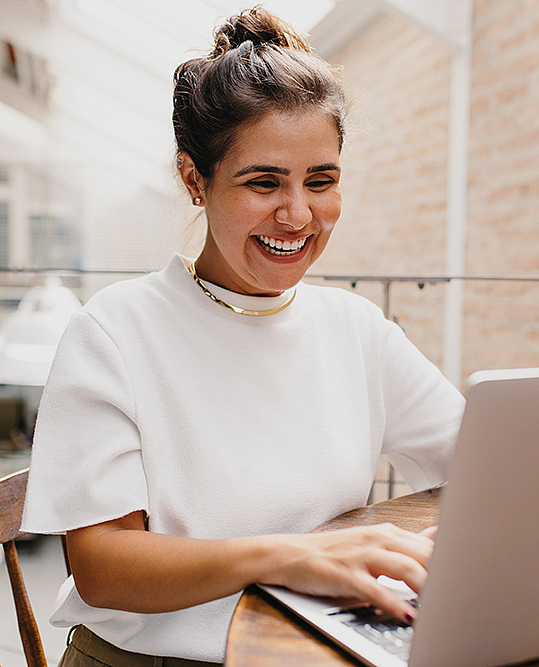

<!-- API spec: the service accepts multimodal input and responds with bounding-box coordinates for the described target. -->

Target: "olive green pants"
[58,625,222,667]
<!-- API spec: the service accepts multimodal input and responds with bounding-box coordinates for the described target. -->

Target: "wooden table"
[225,489,440,667]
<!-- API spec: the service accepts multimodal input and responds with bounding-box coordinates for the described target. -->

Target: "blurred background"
[1,0,539,663]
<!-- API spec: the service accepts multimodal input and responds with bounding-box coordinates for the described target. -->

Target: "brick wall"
[465,0,539,378]
[312,0,539,387]
[311,12,451,373]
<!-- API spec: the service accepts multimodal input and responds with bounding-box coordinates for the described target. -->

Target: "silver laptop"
[259,368,539,667]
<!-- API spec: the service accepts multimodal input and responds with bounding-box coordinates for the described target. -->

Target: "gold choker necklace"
[188,263,296,316]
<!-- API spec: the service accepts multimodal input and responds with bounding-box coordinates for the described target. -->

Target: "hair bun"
[210,6,311,58]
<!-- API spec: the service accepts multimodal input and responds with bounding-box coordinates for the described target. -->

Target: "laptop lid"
[259,369,539,667]
[409,368,539,667]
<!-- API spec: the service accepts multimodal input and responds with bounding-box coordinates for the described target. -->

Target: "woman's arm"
[67,513,433,624]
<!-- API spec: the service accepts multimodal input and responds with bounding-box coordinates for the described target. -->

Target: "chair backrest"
[0,468,47,667]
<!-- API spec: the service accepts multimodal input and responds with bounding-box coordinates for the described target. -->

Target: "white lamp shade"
[0,279,81,386]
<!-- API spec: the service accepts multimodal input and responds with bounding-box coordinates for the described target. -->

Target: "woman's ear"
[177,153,205,206]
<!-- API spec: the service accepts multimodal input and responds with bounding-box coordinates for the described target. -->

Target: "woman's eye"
[307,178,335,190]
[247,179,278,190]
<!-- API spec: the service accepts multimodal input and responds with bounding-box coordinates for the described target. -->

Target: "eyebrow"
[307,163,341,174]
[233,165,290,177]
[233,163,341,178]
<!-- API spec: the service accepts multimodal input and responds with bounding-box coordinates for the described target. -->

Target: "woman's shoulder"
[84,272,155,307]
[62,255,194,348]
[73,274,155,333]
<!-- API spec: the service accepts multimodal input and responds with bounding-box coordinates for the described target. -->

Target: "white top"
[22,254,465,662]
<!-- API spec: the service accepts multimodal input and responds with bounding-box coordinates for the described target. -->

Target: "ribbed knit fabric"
[22,254,465,662]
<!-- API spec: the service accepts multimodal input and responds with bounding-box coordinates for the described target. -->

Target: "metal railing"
[308,273,539,319]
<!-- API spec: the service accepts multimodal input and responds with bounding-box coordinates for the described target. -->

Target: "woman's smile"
[254,234,310,257]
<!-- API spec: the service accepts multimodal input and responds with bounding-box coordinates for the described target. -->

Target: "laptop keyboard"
[329,600,418,662]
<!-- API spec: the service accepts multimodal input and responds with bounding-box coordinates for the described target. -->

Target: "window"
[29,215,80,269]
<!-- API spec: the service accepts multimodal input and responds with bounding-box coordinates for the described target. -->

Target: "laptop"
[259,368,539,667]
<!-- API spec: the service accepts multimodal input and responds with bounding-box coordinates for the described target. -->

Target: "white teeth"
[257,235,307,253]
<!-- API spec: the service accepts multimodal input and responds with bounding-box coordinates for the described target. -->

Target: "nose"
[274,190,312,230]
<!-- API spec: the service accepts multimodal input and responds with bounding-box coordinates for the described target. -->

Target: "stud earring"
[177,157,184,169]
[193,197,202,206]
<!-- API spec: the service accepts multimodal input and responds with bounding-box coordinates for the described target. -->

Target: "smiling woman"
[172,8,346,296]
[186,109,342,295]
[20,6,465,667]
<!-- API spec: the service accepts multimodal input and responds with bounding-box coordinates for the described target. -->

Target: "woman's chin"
[247,242,315,293]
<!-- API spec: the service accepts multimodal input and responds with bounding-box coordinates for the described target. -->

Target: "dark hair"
[172,6,347,180]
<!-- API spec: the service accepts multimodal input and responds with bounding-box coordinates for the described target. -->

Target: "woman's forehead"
[222,110,341,171]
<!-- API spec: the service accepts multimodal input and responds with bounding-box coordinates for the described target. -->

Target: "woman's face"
[194,109,342,296]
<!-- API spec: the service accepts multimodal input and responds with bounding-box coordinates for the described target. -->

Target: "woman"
[22,7,465,666]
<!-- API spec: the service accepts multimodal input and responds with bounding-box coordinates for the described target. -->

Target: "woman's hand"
[260,523,436,624]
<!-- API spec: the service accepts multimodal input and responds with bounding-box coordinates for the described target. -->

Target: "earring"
[177,157,184,169]
[193,197,202,206]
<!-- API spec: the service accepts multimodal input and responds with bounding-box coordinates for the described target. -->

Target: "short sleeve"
[22,311,149,535]
[380,320,466,491]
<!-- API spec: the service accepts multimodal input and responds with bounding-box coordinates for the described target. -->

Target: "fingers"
[354,573,418,625]
[357,523,435,569]
[362,547,428,594]
[337,546,426,623]
[420,525,438,540]
[267,524,434,625]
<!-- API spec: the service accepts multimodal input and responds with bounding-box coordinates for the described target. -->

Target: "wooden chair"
[1,468,48,666]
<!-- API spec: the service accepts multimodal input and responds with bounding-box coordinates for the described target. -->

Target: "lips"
[255,235,308,256]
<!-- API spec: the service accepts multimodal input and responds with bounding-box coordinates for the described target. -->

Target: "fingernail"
[405,610,417,624]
